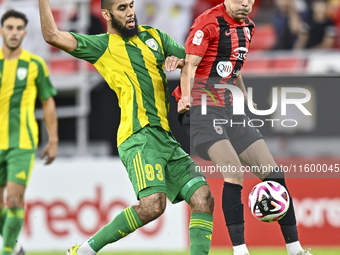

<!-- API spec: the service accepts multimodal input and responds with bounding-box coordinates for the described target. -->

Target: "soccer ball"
[248,181,290,222]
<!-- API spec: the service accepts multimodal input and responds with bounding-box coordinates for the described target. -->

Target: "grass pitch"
[25,247,340,255]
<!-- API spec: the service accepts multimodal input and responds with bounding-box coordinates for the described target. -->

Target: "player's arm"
[38,0,77,52]
[156,29,186,71]
[41,97,58,164]
[164,55,185,72]
[178,53,202,113]
[236,73,257,109]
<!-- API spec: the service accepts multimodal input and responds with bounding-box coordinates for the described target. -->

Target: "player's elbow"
[41,27,60,46]
[42,33,58,46]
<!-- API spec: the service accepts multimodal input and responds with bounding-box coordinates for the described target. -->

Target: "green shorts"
[0,148,36,187]
[118,125,207,204]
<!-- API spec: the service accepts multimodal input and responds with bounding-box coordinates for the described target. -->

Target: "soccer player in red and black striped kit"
[174,0,312,254]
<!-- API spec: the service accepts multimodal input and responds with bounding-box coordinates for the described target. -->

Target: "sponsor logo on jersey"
[225,29,236,37]
[233,69,240,76]
[244,27,251,40]
[193,30,204,45]
[214,125,223,135]
[233,47,248,61]
[216,61,233,77]
[17,68,28,81]
[146,39,158,51]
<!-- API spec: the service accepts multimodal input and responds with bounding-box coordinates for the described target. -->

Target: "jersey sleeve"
[185,17,217,57]
[156,29,186,59]
[34,57,57,101]
[69,32,109,64]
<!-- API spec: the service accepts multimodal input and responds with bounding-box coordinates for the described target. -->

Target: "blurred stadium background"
[0,0,339,253]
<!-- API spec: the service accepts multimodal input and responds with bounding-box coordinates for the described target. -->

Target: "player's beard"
[4,37,22,51]
[110,13,139,38]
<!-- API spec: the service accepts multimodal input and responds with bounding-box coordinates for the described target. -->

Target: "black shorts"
[180,105,263,161]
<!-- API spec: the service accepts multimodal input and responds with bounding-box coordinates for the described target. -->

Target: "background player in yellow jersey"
[0,10,58,255]
[38,0,214,255]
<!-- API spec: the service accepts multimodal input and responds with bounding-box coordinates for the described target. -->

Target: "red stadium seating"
[242,55,306,75]
[242,58,271,75]
[271,57,306,74]
[48,58,79,74]
[250,25,276,51]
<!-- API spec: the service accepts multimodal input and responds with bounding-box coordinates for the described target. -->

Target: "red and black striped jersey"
[173,3,255,107]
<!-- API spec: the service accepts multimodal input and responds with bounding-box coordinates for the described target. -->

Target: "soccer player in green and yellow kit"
[0,10,58,255]
[38,0,214,254]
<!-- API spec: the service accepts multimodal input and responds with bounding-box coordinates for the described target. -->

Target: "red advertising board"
[189,157,340,247]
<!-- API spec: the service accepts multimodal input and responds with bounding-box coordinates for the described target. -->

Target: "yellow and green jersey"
[69,25,185,146]
[0,49,57,150]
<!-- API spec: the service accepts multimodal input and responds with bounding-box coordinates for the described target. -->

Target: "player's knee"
[189,185,214,214]
[6,195,24,208]
[149,200,166,218]
[137,193,166,223]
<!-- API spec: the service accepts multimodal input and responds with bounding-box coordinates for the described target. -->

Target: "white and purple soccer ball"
[248,181,290,222]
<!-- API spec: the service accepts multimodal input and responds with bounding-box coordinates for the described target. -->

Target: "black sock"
[222,182,245,246]
[280,224,299,243]
[264,167,299,243]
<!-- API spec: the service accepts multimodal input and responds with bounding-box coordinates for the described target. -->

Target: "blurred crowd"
[269,0,339,50]
[0,0,339,52]
[84,0,340,51]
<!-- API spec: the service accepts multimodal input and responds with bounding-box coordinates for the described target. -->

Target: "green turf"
[25,247,340,255]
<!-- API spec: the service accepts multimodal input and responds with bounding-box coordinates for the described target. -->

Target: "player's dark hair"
[1,9,28,27]
[101,0,114,10]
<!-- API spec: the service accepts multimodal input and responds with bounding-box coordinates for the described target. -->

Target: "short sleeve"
[185,17,217,57]
[33,58,57,101]
[69,32,109,64]
[156,29,185,59]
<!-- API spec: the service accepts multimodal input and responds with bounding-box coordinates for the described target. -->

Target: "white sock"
[286,241,303,255]
[13,243,23,253]
[233,244,249,255]
[76,241,96,255]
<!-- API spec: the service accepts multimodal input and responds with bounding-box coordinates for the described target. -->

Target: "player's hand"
[178,96,191,113]
[246,97,257,110]
[164,56,185,72]
[252,101,257,109]
[41,141,58,165]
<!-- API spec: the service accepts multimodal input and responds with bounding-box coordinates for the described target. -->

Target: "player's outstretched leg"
[70,193,166,255]
[263,167,312,255]
[186,185,214,255]
[208,140,249,255]
[239,140,310,255]
[222,181,250,255]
